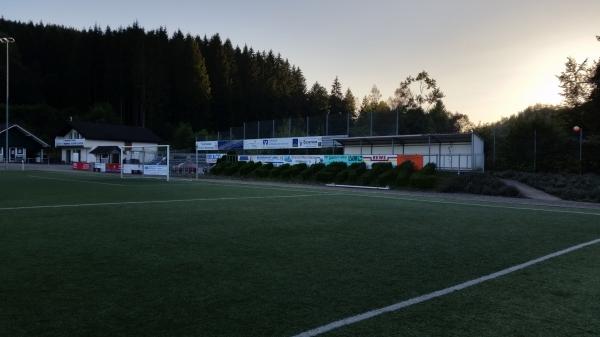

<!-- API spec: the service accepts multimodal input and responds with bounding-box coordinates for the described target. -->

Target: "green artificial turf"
[0,170,599,337]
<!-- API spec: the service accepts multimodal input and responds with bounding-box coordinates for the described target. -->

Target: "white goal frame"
[119,145,170,181]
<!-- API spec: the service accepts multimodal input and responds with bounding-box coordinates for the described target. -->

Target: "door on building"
[71,150,80,163]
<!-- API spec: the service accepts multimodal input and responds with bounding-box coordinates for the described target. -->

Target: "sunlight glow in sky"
[2,0,599,123]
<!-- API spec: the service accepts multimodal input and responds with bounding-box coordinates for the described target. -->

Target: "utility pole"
[1,37,15,166]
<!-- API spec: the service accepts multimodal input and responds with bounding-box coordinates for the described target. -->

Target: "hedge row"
[496,170,600,202]
[210,160,438,189]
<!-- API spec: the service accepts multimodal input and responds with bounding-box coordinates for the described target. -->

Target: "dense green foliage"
[496,170,600,202]
[478,40,600,174]
[210,160,519,197]
[0,19,308,142]
[438,174,521,197]
[1,19,473,147]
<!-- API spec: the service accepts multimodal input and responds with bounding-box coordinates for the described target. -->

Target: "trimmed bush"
[238,162,261,177]
[421,163,437,175]
[315,162,348,183]
[270,164,290,179]
[253,163,274,178]
[394,161,415,187]
[223,161,244,176]
[439,174,520,197]
[375,170,396,187]
[299,163,325,181]
[409,172,437,189]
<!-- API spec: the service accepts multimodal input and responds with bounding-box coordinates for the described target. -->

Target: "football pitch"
[1,170,599,337]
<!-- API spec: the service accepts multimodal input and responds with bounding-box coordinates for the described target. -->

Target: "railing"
[424,154,485,171]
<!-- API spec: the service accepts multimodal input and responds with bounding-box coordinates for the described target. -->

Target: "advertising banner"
[206,153,226,164]
[123,164,142,174]
[105,163,121,173]
[218,140,243,151]
[93,162,106,172]
[362,154,398,168]
[143,165,169,176]
[243,136,322,150]
[397,155,424,169]
[72,162,91,170]
[196,141,219,151]
[324,155,364,165]
[56,138,85,147]
[238,155,324,166]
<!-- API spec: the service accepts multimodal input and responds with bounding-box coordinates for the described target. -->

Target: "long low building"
[334,133,484,171]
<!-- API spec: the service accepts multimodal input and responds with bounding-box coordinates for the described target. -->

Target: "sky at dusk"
[2,0,600,123]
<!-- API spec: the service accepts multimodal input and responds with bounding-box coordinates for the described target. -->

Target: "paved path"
[501,179,561,201]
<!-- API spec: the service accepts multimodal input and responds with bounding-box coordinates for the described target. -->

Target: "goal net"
[120,145,170,181]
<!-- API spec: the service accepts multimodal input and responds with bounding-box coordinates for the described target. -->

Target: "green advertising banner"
[324,155,364,165]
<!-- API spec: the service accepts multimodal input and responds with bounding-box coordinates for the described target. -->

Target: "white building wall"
[343,139,484,171]
[55,138,160,163]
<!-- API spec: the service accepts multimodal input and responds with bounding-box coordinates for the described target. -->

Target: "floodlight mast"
[1,37,15,166]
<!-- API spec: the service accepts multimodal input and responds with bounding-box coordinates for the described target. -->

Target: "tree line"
[0,18,468,144]
[477,36,600,173]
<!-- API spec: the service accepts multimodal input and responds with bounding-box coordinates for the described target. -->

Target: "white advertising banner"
[238,155,324,166]
[362,154,398,168]
[143,165,169,176]
[123,164,142,174]
[55,138,85,147]
[206,153,226,164]
[243,136,322,150]
[196,141,219,151]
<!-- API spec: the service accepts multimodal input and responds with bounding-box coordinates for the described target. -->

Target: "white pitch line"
[0,193,341,211]
[28,175,126,187]
[292,237,600,337]
[343,193,600,217]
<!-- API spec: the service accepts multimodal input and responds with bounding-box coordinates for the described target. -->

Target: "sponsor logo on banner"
[324,155,364,165]
[56,138,85,147]
[206,153,226,164]
[143,165,169,176]
[295,137,322,148]
[243,137,322,150]
[196,141,219,151]
[362,154,398,168]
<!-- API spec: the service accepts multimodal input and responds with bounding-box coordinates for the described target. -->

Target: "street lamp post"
[573,126,583,175]
[1,37,15,166]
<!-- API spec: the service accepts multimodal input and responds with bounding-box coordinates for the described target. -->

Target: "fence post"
[306,116,309,136]
[346,112,350,136]
[288,118,291,137]
[272,119,275,138]
[533,129,537,172]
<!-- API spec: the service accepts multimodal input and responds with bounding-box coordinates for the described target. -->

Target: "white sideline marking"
[292,237,600,337]
[344,193,600,217]
[0,193,340,211]
[28,175,126,187]
[326,183,390,190]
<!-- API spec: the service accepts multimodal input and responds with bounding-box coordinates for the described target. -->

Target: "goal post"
[120,145,170,181]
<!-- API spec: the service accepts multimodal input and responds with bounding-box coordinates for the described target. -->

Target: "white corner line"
[0,193,343,211]
[291,237,600,337]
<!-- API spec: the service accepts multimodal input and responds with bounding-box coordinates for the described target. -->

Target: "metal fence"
[200,112,423,141]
